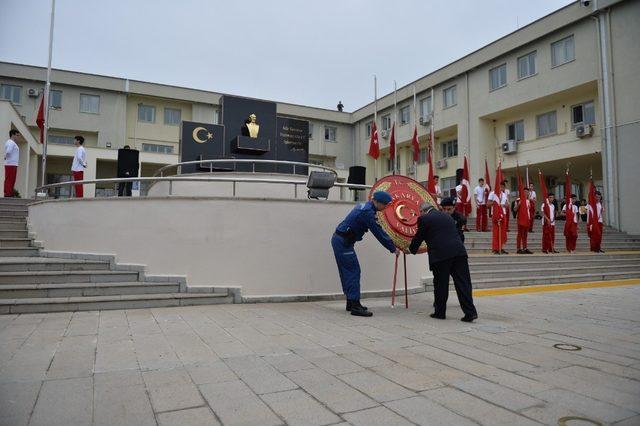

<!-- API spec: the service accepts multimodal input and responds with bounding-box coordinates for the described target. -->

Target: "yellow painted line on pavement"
[473,279,640,297]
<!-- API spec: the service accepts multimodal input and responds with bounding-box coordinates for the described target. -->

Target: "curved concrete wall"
[28,197,430,299]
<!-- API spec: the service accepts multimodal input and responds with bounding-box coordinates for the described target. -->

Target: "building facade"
[1,0,638,232]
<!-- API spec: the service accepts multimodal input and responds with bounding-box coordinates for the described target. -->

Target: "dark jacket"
[335,201,396,253]
[409,209,468,265]
[450,211,466,243]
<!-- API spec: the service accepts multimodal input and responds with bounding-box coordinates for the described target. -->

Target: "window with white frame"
[381,114,391,130]
[308,122,314,139]
[443,85,457,108]
[419,96,432,120]
[79,94,100,114]
[441,177,456,196]
[536,111,557,137]
[571,101,595,128]
[441,139,458,159]
[551,35,575,67]
[49,90,62,109]
[164,107,181,126]
[517,51,537,79]
[142,143,174,154]
[506,120,524,142]
[365,121,372,138]
[0,84,21,104]
[399,105,410,125]
[138,104,156,123]
[324,126,337,142]
[489,64,507,91]
[48,135,75,145]
[418,147,427,164]
[386,157,397,172]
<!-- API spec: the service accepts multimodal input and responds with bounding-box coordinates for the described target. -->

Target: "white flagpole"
[41,0,56,188]
[393,80,397,175]
[374,75,378,181]
[413,85,417,178]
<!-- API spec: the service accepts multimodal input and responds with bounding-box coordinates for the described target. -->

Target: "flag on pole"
[36,93,45,144]
[563,169,576,238]
[516,164,530,227]
[538,170,550,223]
[411,125,419,162]
[492,162,504,223]
[587,174,599,238]
[368,121,379,159]
[426,127,436,193]
[461,155,471,216]
[484,158,491,198]
[389,123,396,173]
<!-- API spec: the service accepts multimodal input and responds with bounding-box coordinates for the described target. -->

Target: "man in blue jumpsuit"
[332,191,400,317]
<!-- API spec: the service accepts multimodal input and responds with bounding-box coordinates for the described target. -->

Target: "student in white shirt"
[541,193,558,253]
[71,136,87,198]
[433,175,442,205]
[4,130,20,197]
[528,183,537,232]
[474,178,488,231]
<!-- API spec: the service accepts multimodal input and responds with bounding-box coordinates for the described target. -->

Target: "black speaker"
[455,168,463,186]
[117,148,139,178]
[348,166,366,186]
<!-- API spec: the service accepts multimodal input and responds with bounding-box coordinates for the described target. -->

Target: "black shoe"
[492,250,500,255]
[501,250,509,254]
[347,300,368,311]
[346,300,352,311]
[541,250,548,254]
[350,305,373,317]
[461,314,478,322]
[524,249,533,254]
[429,312,446,320]
[552,250,560,253]
[598,249,605,253]
[517,249,524,254]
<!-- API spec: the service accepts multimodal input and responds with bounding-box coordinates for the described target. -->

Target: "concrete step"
[0,238,32,248]
[0,257,111,272]
[468,271,640,289]
[0,198,31,204]
[0,282,181,298]
[0,230,28,239]
[468,256,640,271]
[0,292,233,314]
[465,242,640,251]
[469,263,640,279]
[0,248,39,257]
[464,234,640,242]
[0,209,27,217]
[0,219,27,228]
[0,270,140,284]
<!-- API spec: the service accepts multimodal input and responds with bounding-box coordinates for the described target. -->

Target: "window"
[418,147,428,164]
[49,90,62,109]
[517,51,537,79]
[399,105,410,125]
[440,177,456,196]
[365,121,372,138]
[489,64,507,91]
[164,107,181,125]
[324,126,337,142]
[79,94,100,114]
[551,35,575,67]
[571,101,595,128]
[506,120,524,142]
[443,86,457,108]
[48,135,75,145]
[386,157,397,172]
[441,139,458,159]
[308,123,314,139]
[419,96,432,120]
[138,105,155,123]
[536,111,557,137]
[0,84,22,104]
[381,114,391,130]
[142,143,174,154]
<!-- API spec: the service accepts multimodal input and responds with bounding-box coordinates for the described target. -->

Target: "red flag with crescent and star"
[368,121,379,160]
[460,155,471,216]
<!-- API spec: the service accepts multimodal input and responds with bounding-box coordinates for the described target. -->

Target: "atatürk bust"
[241,114,260,138]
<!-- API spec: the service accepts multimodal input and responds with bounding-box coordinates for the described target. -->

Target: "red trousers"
[492,220,507,251]
[517,225,529,250]
[542,224,555,252]
[565,234,577,251]
[590,222,603,252]
[528,204,536,232]
[504,205,510,231]
[72,171,84,198]
[476,205,488,231]
[4,165,17,197]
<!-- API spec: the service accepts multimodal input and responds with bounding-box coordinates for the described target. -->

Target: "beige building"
[1,0,639,233]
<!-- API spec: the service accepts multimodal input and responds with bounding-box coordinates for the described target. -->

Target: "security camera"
[580,0,591,7]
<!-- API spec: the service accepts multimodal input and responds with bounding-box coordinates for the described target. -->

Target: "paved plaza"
[1,284,639,426]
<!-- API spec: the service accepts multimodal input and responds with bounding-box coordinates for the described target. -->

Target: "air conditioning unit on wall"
[576,124,594,138]
[419,116,431,126]
[27,88,39,97]
[436,159,447,169]
[501,139,517,154]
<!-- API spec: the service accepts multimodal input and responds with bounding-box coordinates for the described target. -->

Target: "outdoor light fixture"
[307,171,336,200]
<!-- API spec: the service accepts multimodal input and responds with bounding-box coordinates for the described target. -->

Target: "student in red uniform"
[562,194,579,253]
[488,181,508,254]
[588,191,605,253]
[514,187,533,254]
[71,136,87,198]
[541,193,558,253]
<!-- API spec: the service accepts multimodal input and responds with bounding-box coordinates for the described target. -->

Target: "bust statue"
[241,114,260,138]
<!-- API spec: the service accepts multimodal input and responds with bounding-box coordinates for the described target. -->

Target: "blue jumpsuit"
[332,201,397,300]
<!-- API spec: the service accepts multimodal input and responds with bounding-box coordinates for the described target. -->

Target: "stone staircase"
[0,198,238,314]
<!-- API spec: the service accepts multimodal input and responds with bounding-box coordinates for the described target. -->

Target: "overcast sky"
[1,0,573,111]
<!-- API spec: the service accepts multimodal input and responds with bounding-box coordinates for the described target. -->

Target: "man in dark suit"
[408,203,478,322]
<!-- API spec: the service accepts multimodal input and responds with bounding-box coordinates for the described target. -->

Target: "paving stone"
[94,379,155,426]
[185,360,238,385]
[384,395,477,426]
[286,368,378,413]
[340,348,394,368]
[260,389,341,426]
[342,405,414,426]
[0,381,41,426]
[535,388,637,423]
[133,333,182,371]
[94,337,139,372]
[223,355,297,394]
[261,352,315,373]
[142,368,205,413]
[307,354,364,375]
[199,380,282,426]
[450,376,543,411]
[371,363,443,392]
[157,406,221,426]
[46,335,97,379]
[338,370,415,402]
[555,365,640,395]
[29,377,93,426]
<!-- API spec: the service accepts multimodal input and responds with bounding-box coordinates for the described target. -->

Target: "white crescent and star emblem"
[192,127,214,144]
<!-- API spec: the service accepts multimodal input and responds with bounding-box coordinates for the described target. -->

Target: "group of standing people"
[4,130,86,198]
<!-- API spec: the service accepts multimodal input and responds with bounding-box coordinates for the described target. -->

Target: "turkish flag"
[587,177,599,237]
[460,155,471,216]
[368,121,379,159]
[538,170,550,220]
[411,125,419,162]
[36,94,45,144]
[484,158,491,199]
[426,127,436,193]
[563,169,577,238]
[516,165,530,227]
[492,163,504,223]
[389,123,396,169]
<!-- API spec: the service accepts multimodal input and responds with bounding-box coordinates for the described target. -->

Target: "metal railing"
[153,159,338,177]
